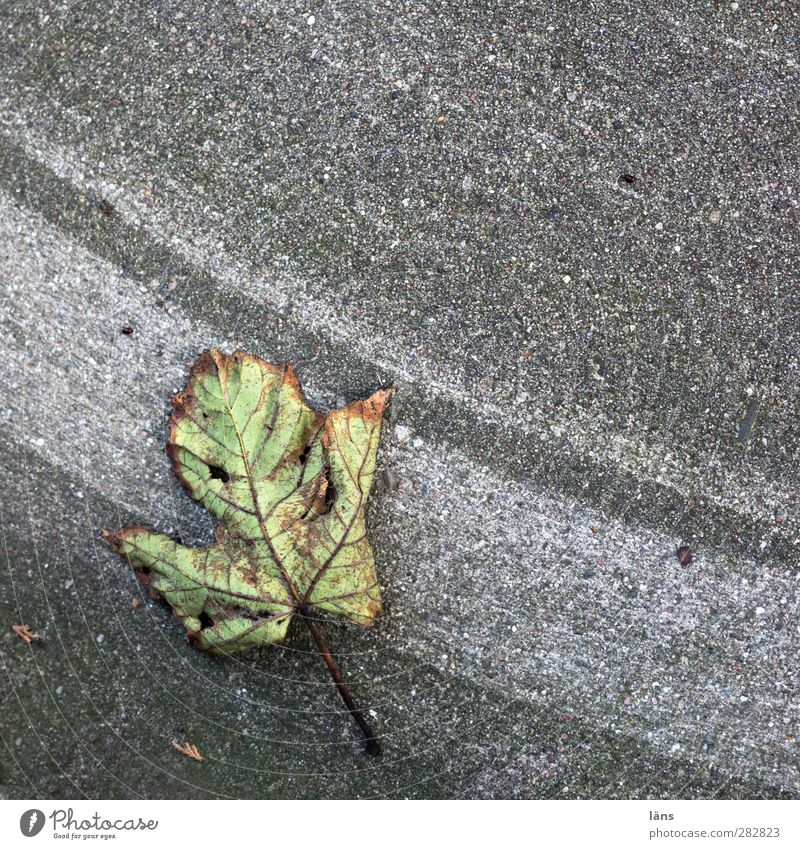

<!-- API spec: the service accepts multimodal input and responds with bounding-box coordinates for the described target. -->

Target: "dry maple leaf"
[12,624,39,644]
[171,739,204,762]
[102,348,394,755]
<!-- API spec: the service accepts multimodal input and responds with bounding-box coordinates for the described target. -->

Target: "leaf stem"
[299,605,381,757]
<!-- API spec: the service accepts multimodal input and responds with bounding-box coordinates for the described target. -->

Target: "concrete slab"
[0,0,797,798]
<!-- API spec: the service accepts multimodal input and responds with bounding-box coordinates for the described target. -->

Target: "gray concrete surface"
[0,0,798,799]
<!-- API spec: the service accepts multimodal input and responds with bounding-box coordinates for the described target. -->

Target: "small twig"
[171,739,204,761]
[12,624,39,644]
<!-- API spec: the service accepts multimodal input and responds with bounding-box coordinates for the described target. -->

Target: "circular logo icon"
[19,809,46,837]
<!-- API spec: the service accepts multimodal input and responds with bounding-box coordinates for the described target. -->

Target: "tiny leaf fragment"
[171,739,203,762]
[12,624,39,644]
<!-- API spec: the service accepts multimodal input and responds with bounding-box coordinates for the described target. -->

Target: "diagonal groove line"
[1,392,795,794]
[0,133,795,574]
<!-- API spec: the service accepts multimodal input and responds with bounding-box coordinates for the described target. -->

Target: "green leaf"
[103,349,394,657]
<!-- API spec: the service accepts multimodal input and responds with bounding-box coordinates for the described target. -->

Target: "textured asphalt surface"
[0,1,798,798]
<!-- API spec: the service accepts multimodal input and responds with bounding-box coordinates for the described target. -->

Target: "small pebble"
[566,90,577,103]
[708,209,721,224]
[55,685,64,695]
[381,469,400,491]
[96,633,105,644]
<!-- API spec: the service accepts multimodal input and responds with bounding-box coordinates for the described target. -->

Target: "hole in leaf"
[198,610,214,629]
[208,464,230,483]
[325,472,336,512]
[298,445,310,466]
